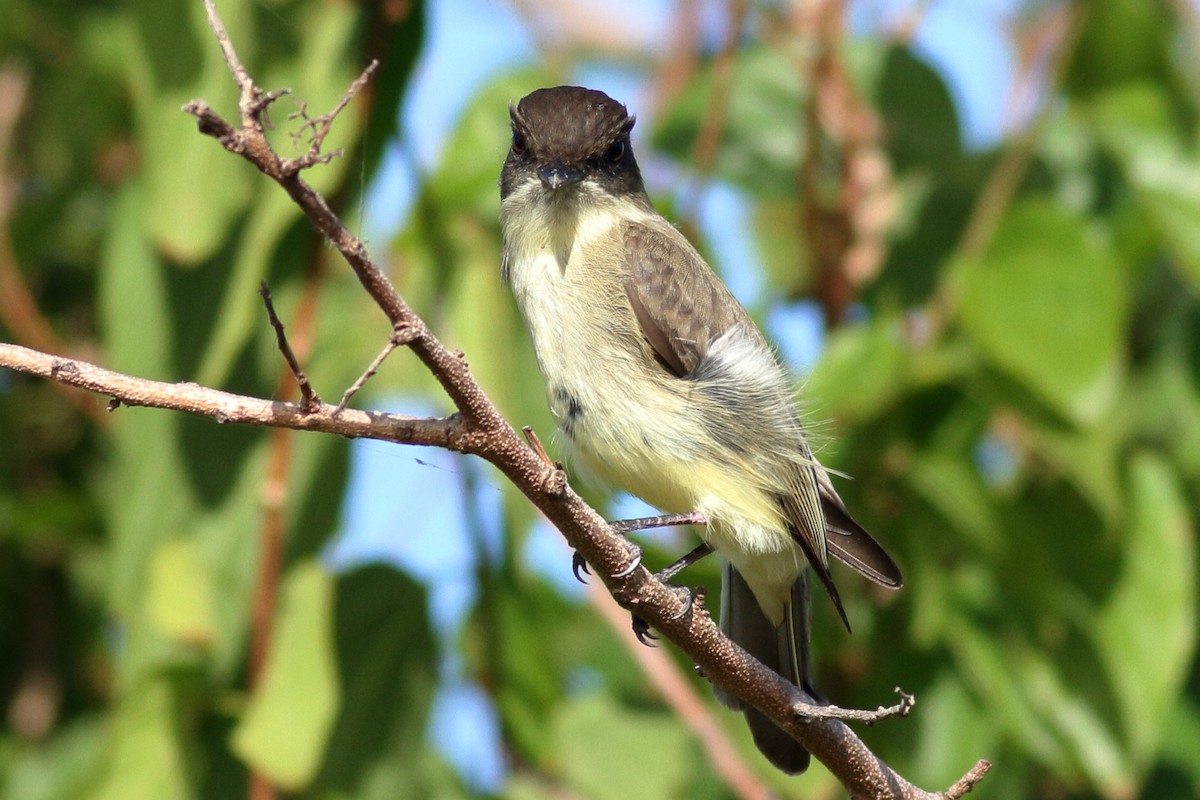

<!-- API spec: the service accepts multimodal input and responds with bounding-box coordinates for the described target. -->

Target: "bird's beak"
[538,164,583,190]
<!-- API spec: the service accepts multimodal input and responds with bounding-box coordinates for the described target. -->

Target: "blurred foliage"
[2,1,1199,799]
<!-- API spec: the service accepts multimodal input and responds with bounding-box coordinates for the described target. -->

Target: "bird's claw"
[613,548,643,578]
[667,584,699,621]
[632,615,657,646]
[571,552,591,584]
[630,585,701,647]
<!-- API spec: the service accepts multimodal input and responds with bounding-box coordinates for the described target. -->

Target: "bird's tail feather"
[716,563,822,775]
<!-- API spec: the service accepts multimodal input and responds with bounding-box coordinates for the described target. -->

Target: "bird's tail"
[715,563,822,775]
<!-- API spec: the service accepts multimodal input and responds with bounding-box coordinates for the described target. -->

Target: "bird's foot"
[572,544,643,584]
[571,551,591,583]
[632,584,705,646]
[572,512,706,583]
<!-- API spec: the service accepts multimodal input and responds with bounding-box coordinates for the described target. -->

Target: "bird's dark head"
[500,86,647,203]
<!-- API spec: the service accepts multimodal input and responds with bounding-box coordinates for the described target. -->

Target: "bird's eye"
[511,131,527,155]
[605,140,626,162]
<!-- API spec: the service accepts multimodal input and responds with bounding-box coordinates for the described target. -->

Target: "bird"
[498,85,902,774]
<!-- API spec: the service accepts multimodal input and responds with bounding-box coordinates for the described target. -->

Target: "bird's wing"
[623,219,855,626]
[815,468,903,588]
[620,220,742,378]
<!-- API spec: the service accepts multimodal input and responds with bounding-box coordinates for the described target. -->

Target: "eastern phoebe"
[499,86,902,774]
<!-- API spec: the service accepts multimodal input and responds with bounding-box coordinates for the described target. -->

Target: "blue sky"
[330,0,1020,791]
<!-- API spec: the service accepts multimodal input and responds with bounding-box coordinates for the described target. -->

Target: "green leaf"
[911,675,995,789]
[1159,699,1200,794]
[3,718,107,800]
[1017,646,1131,794]
[146,537,215,647]
[1093,453,1197,770]
[97,184,196,619]
[192,191,302,388]
[315,566,438,795]
[1027,412,1123,524]
[904,450,1002,556]
[84,680,192,800]
[1087,83,1200,291]
[97,182,173,375]
[232,560,340,790]
[1065,0,1171,98]
[555,691,693,800]
[949,620,1066,769]
[189,443,272,682]
[124,1,251,264]
[876,45,962,171]
[432,69,554,219]
[957,199,1123,424]
[806,313,906,422]
[490,577,569,764]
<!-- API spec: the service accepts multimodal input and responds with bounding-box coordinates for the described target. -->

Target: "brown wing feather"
[815,469,903,588]
[621,220,740,378]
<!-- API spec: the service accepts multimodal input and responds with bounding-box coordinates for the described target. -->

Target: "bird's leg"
[655,541,715,582]
[571,512,707,582]
[611,511,708,536]
[569,512,712,646]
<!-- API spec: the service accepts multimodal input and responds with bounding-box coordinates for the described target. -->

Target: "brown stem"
[259,281,321,412]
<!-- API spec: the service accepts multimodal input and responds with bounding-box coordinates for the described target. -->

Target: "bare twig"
[337,322,413,410]
[522,425,553,466]
[259,281,320,412]
[794,687,914,724]
[288,60,378,169]
[203,0,267,126]
[0,344,469,448]
[944,760,993,799]
[610,512,707,535]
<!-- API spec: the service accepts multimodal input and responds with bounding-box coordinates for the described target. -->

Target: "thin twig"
[0,344,469,448]
[610,512,707,535]
[944,760,993,800]
[337,322,412,410]
[793,687,914,724]
[201,0,261,124]
[258,281,320,412]
[522,425,553,466]
[288,60,378,169]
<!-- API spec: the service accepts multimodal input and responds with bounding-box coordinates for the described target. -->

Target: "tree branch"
[0,2,994,795]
